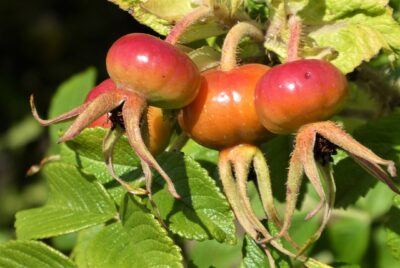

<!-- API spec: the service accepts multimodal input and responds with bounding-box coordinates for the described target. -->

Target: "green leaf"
[48,68,96,151]
[152,151,236,244]
[61,128,142,200]
[15,162,116,239]
[308,10,400,73]
[245,0,269,23]
[188,239,242,268]
[385,196,400,260]
[240,235,270,268]
[0,116,43,150]
[376,226,400,267]
[265,0,400,73]
[109,0,193,35]
[0,240,76,268]
[109,0,227,42]
[188,46,221,72]
[181,139,219,164]
[326,210,370,263]
[71,225,104,268]
[86,195,183,268]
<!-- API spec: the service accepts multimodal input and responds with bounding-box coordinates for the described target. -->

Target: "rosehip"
[106,33,201,109]
[179,64,273,150]
[254,59,348,134]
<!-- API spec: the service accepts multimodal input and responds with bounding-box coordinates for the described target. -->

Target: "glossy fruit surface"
[84,79,173,155]
[255,59,348,134]
[179,64,273,150]
[106,33,201,109]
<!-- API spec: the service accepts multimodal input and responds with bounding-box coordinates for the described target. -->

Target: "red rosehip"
[106,33,201,109]
[255,59,348,134]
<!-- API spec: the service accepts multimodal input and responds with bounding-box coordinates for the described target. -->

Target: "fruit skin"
[106,33,201,109]
[179,64,274,150]
[255,59,348,134]
[84,79,173,155]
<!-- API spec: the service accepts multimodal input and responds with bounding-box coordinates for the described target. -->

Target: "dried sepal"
[102,126,148,195]
[277,120,398,254]
[311,121,398,193]
[30,95,88,126]
[122,92,180,199]
[218,145,303,261]
[58,90,127,143]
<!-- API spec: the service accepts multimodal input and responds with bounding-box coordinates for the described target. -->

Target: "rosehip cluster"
[179,18,399,262]
[31,11,399,266]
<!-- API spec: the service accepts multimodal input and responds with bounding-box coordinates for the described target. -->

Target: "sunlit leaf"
[15,162,116,239]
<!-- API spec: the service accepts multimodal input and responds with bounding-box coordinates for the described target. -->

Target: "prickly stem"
[165,6,212,45]
[220,21,264,71]
[286,15,302,62]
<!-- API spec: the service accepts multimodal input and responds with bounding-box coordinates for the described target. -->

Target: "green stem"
[220,21,264,71]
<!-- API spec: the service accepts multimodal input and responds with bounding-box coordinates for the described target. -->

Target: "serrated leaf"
[15,162,116,239]
[0,240,76,268]
[299,0,388,23]
[266,1,400,73]
[334,109,400,208]
[151,152,236,244]
[86,195,183,268]
[48,68,96,151]
[240,235,270,268]
[61,128,142,200]
[308,10,400,73]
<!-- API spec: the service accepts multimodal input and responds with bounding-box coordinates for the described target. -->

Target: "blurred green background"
[0,0,156,243]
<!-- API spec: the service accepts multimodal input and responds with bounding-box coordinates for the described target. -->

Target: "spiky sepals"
[30,87,180,199]
[277,120,398,255]
[218,144,304,263]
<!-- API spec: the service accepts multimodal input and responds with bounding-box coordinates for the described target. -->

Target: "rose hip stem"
[165,5,212,45]
[286,15,302,62]
[220,21,264,71]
